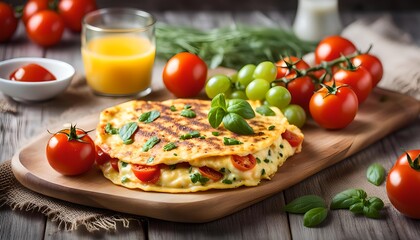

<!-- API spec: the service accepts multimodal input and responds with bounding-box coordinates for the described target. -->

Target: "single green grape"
[237,64,256,87]
[253,61,277,82]
[281,104,306,128]
[265,86,291,109]
[205,75,231,99]
[246,79,270,100]
[230,72,238,83]
[228,90,247,100]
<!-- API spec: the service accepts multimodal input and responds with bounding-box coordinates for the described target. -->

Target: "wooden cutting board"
[11,87,420,223]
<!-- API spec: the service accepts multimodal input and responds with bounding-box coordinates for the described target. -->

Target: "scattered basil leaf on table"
[366,163,386,186]
[330,189,367,209]
[303,207,328,228]
[283,195,327,214]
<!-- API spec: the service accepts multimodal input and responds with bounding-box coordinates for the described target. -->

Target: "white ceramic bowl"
[0,57,75,102]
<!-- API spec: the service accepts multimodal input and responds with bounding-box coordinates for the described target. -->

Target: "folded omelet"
[95,99,303,193]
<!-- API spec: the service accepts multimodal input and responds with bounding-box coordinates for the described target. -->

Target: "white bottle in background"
[292,0,342,42]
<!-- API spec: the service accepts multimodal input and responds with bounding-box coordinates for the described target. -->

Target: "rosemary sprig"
[156,24,317,69]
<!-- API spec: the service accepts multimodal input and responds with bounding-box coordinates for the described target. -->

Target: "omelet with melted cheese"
[95,99,303,193]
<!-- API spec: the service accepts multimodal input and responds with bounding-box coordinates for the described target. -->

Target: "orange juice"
[82,35,155,96]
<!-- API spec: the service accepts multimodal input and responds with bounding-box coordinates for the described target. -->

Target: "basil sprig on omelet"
[208,93,255,135]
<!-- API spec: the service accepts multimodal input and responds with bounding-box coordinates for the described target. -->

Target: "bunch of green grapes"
[205,61,306,128]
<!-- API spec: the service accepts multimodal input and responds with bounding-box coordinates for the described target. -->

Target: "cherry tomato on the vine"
[163,52,208,98]
[9,63,56,82]
[275,57,315,111]
[22,0,50,24]
[386,150,420,219]
[315,35,357,64]
[46,125,95,176]
[0,2,18,42]
[351,54,383,87]
[309,82,358,129]
[58,0,97,32]
[276,56,310,79]
[333,66,373,104]
[26,10,65,47]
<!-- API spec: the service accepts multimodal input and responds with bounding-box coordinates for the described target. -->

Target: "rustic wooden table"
[1,10,420,240]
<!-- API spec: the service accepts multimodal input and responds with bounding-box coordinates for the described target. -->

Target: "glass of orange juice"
[81,8,156,97]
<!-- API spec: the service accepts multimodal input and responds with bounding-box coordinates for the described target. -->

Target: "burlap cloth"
[1,15,420,232]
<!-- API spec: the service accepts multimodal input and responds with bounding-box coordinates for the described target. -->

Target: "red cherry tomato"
[132,164,161,183]
[309,83,359,129]
[110,158,119,172]
[58,0,97,32]
[281,130,303,147]
[22,0,50,24]
[231,154,257,171]
[315,35,357,64]
[163,52,208,98]
[351,54,383,87]
[333,66,373,104]
[386,150,420,219]
[276,57,315,111]
[46,125,96,176]
[0,2,18,42]
[199,166,223,181]
[9,63,56,82]
[276,56,310,79]
[26,10,65,47]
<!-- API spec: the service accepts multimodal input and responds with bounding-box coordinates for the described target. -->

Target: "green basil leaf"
[181,109,196,118]
[363,206,381,219]
[211,131,220,136]
[226,99,255,119]
[163,142,177,151]
[303,207,328,228]
[256,105,276,116]
[366,163,386,186]
[367,197,384,211]
[223,137,243,145]
[139,110,160,123]
[105,123,119,135]
[223,113,254,135]
[349,202,364,214]
[147,157,154,163]
[119,122,138,144]
[211,93,227,110]
[362,197,384,219]
[141,136,160,152]
[180,131,201,140]
[283,195,327,214]
[190,173,209,185]
[170,105,177,111]
[208,107,226,128]
[330,189,367,209]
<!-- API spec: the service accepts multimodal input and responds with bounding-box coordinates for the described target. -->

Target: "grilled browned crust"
[95,99,295,165]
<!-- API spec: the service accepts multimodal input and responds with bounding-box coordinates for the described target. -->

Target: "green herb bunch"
[156,24,317,69]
